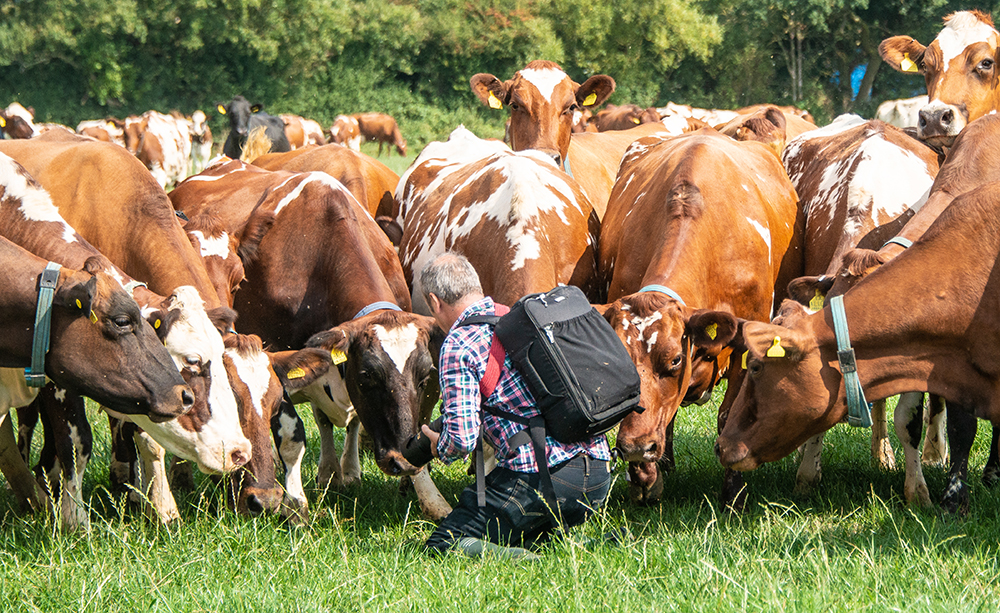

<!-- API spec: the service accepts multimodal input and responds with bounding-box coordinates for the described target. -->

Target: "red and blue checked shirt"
[435,297,611,473]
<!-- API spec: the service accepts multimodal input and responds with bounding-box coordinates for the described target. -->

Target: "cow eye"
[669,355,683,370]
[979,58,994,71]
[749,361,763,376]
[112,315,132,330]
[185,356,202,368]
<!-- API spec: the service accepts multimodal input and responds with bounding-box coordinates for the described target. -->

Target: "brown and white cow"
[655,102,739,127]
[396,126,600,310]
[880,10,1000,146]
[281,114,327,150]
[76,119,126,147]
[171,160,453,518]
[593,104,661,132]
[353,113,407,157]
[717,179,1000,513]
[1,103,38,139]
[875,95,930,129]
[123,111,193,188]
[597,129,801,504]
[329,115,362,151]
[189,110,214,175]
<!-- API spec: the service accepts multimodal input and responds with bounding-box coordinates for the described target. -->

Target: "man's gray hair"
[420,252,483,306]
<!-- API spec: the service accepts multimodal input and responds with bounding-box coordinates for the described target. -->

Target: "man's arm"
[434,339,482,464]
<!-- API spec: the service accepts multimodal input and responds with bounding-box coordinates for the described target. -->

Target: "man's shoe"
[454,537,541,561]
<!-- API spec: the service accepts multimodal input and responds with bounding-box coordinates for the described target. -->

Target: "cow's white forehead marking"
[372,323,420,375]
[0,153,79,243]
[191,230,231,260]
[517,68,569,103]
[227,348,272,417]
[935,12,998,73]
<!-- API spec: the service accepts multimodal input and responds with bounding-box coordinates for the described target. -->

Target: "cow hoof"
[940,483,969,515]
[792,474,820,497]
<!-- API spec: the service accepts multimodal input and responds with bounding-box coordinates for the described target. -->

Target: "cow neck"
[326,225,402,325]
[131,219,222,309]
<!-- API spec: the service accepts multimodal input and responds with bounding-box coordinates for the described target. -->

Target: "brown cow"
[281,114,327,150]
[880,10,1000,146]
[717,180,1000,513]
[353,112,407,156]
[597,129,801,504]
[734,103,816,126]
[329,115,362,151]
[1,103,38,139]
[593,104,661,132]
[76,118,126,147]
[715,105,817,158]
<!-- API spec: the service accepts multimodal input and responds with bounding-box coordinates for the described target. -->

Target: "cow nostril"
[918,115,927,128]
[941,109,954,124]
[714,441,722,457]
[231,450,249,467]
[181,389,194,409]
[245,494,264,515]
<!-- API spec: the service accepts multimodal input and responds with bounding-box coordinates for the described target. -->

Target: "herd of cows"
[0,10,999,533]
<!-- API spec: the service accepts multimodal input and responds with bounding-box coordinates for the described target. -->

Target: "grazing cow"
[123,111,194,189]
[171,160,453,518]
[329,115,362,151]
[1,103,38,139]
[189,110,214,175]
[717,180,1000,514]
[0,135,256,523]
[396,126,600,312]
[597,129,801,504]
[218,96,291,158]
[281,114,327,149]
[778,115,944,504]
[593,104,661,131]
[76,119,126,147]
[470,60,615,167]
[879,10,1000,145]
[353,113,407,156]
[876,95,930,129]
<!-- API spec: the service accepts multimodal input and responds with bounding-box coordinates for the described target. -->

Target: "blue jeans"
[425,453,611,554]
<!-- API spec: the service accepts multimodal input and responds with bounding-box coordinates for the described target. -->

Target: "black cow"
[218,96,291,158]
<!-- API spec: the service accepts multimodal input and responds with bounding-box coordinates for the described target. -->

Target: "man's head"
[420,252,484,330]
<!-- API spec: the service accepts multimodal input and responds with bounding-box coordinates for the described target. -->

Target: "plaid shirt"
[435,297,611,473]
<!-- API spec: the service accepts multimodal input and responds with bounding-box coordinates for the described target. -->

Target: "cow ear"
[576,75,616,108]
[269,347,332,391]
[879,36,926,74]
[147,308,181,343]
[306,324,355,355]
[250,103,263,113]
[54,274,96,317]
[207,306,238,335]
[375,215,402,245]
[470,73,508,110]
[687,310,739,352]
[744,322,806,363]
[787,275,835,310]
[427,321,447,364]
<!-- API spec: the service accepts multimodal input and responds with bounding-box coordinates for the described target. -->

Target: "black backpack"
[460,285,642,510]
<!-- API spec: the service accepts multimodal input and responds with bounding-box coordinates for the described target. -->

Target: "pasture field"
[2,386,1000,612]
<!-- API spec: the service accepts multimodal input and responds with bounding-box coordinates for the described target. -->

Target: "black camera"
[402,416,444,467]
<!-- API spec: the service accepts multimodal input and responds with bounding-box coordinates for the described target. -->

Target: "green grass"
[358,142,418,178]
[3,386,1000,612]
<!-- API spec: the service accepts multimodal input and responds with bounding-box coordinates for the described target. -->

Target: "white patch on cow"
[659,115,690,135]
[0,153,79,243]
[935,12,998,74]
[631,311,662,337]
[745,217,772,260]
[227,347,272,417]
[645,330,659,353]
[620,316,630,330]
[846,134,935,226]
[517,67,569,103]
[273,172,353,217]
[782,114,865,173]
[190,230,230,260]
[373,323,420,375]
[54,387,67,402]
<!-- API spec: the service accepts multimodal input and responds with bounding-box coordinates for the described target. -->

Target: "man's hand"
[421,424,441,458]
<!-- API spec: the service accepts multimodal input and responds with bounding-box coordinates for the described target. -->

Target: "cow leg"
[922,395,948,467]
[15,404,39,464]
[108,416,141,504]
[893,391,931,506]
[941,404,977,515]
[870,399,896,470]
[36,389,92,531]
[133,431,181,524]
[794,433,825,495]
[0,412,42,512]
[340,414,362,485]
[411,468,452,520]
[312,404,344,489]
[271,398,308,523]
[982,425,1000,488]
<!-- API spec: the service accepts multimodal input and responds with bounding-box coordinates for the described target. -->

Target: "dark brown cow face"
[717,320,841,471]
[471,60,615,165]
[47,268,193,421]
[598,293,738,464]
[0,111,35,140]
[880,10,1000,146]
[307,310,444,477]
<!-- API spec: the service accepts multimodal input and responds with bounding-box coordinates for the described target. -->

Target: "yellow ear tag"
[331,348,347,365]
[89,310,98,324]
[766,336,786,358]
[75,299,82,309]
[632,117,641,124]
[217,104,227,115]
[705,323,718,340]
[154,318,161,329]
[741,350,749,369]
[286,367,306,380]
[106,121,116,129]
[809,289,824,312]
[488,92,503,110]
[583,93,597,106]
[0,117,5,128]
[901,54,919,73]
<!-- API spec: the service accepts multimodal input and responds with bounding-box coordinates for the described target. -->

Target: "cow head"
[716,319,841,472]
[597,292,738,501]
[470,60,615,165]
[719,106,788,158]
[190,110,211,144]
[218,96,262,138]
[125,286,253,475]
[880,11,1000,146]
[1,103,37,139]
[46,264,193,421]
[305,310,444,478]
[123,115,151,155]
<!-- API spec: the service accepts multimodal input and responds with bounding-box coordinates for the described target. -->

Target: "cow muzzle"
[917,101,967,146]
[714,437,758,471]
[148,385,195,423]
[377,450,420,477]
[616,438,662,463]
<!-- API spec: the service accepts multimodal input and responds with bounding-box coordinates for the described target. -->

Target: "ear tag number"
[741,350,749,369]
[766,336,786,358]
[705,323,718,340]
[809,289,824,312]
[583,93,597,106]
[901,54,919,73]
[286,367,306,380]
[331,349,347,365]
[89,311,98,324]
[217,104,227,115]
[488,92,503,110]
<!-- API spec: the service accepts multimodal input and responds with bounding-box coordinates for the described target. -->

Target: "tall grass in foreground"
[2,386,999,612]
